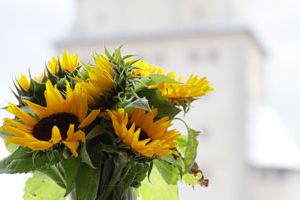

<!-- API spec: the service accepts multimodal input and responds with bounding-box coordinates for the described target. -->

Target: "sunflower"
[48,51,79,74]
[1,80,100,157]
[107,108,179,157]
[16,73,31,91]
[149,75,213,102]
[77,54,114,104]
[132,60,165,76]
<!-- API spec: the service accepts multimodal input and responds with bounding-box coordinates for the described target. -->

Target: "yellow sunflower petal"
[66,124,86,143]
[108,108,180,158]
[23,100,49,118]
[6,103,37,126]
[48,57,59,74]
[63,141,80,157]
[76,54,114,104]
[3,118,32,132]
[2,125,31,137]
[150,75,213,102]
[44,80,65,112]
[7,136,53,151]
[78,109,100,129]
[59,51,79,73]
[50,126,62,144]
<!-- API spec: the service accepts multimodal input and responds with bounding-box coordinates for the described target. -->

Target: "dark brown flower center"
[32,113,79,141]
[139,130,150,141]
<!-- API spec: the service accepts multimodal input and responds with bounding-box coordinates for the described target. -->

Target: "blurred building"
[56,0,300,200]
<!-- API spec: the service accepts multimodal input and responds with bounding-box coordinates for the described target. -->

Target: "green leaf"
[75,163,101,200]
[60,156,80,196]
[176,135,187,155]
[99,154,128,200]
[137,165,178,200]
[158,155,184,178]
[0,129,20,153]
[39,165,66,189]
[80,143,96,169]
[184,128,200,173]
[135,74,178,92]
[138,89,181,119]
[0,147,60,174]
[120,161,139,189]
[86,125,104,140]
[148,74,178,84]
[24,172,66,200]
[99,143,120,153]
[131,162,149,188]
[154,160,179,185]
[182,173,202,186]
[124,97,150,111]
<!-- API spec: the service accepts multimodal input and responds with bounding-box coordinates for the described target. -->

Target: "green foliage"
[39,166,66,189]
[138,89,181,119]
[183,127,200,173]
[80,143,96,169]
[124,97,150,111]
[0,147,61,174]
[152,122,205,187]
[96,153,150,200]
[0,129,19,153]
[74,163,100,200]
[86,125,105,140]
[24,172,66,200]
[176,135,187,155]
[137,165,178,200]
[154,159,180,185]
[134,73,179,93]
[60,156,81,196]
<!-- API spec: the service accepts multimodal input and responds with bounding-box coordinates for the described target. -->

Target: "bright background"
[0,0,299,200]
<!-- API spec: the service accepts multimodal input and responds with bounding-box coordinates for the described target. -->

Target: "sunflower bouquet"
[0,47,212,200]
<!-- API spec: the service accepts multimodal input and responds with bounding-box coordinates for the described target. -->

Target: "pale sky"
[0,1,74,199]
[0,0,299,199]
[251,0,300,138]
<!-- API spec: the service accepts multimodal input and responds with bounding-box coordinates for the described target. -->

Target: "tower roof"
[247,105,300,170]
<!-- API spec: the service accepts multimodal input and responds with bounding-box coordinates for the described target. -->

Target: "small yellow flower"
[107,108,180,157]
[132,60,165,76]
[2,80,100,157]
[16,73,31,91]
[77,54,114,104]
[48,51,79,74]
[150,75,213,102]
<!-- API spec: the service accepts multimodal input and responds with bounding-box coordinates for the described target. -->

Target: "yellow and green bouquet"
[0,47,212,200]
